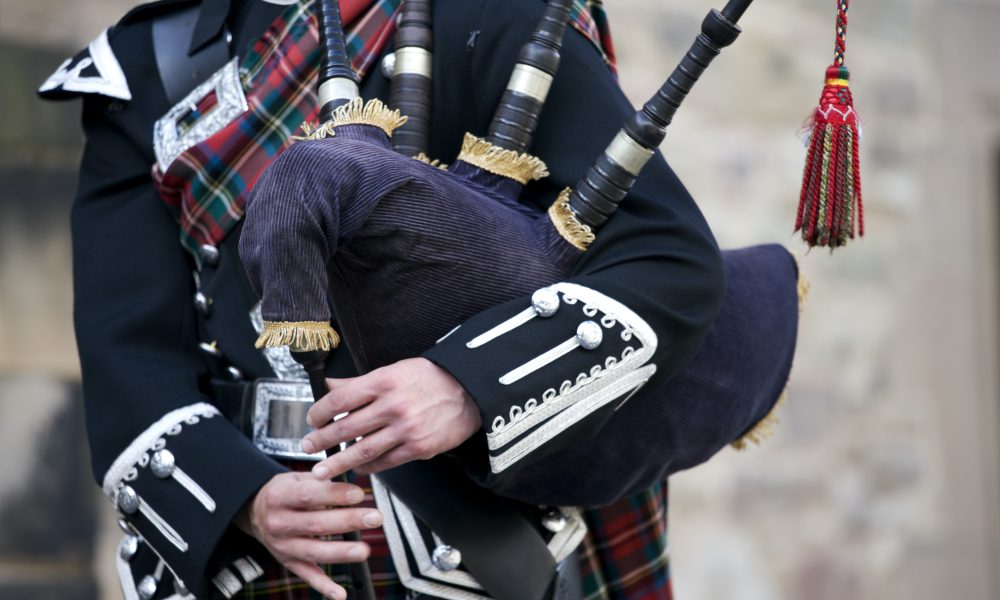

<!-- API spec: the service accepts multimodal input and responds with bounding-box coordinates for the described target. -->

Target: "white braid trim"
[102,403,220,497]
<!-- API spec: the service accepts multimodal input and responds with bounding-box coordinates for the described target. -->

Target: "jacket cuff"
[425,282,658,478]
[102,403,286,598]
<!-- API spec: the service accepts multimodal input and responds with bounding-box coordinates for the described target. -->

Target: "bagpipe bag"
[241,0,801,506]
[242,127,800,506]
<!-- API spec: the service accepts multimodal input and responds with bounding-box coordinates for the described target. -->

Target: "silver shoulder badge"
[153,57,249,171]
[39,29,132,100]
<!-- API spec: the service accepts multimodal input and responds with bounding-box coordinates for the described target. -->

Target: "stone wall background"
[0,1,996,599]
[605,0,1000,598]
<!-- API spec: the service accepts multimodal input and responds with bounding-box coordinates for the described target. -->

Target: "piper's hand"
[303,357,482,478]
[236,472,382,600]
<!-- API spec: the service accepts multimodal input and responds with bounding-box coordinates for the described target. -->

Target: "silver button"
[138,575,157,600]
[381,52,396,78]
[576,321,603,350]
[194,291,212,317]
[198,244,220,266]
[150,449,176,479]
[120,535,140,560]
[118,485,139,514]
[431,544,462,571]
[227,366,244,381]
[531,289,560,318]
[117,518,137,535]
[198,341,221,357]
[540,509,567,533]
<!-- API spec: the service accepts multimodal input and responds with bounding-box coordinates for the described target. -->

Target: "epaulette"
[37,0,198,101]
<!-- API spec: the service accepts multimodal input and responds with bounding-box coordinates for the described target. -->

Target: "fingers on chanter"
[312,429,401,479]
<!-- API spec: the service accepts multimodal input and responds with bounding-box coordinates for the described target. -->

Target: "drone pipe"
[317,0,361,123]
[389,0,434,157]
[485,0,574,153]
[567,0,749,229]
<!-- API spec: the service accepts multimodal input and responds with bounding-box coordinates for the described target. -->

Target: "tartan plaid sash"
[153,0,616,260]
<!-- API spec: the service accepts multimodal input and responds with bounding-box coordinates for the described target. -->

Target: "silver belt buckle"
[153,57,249,171]
[252,379,324,462]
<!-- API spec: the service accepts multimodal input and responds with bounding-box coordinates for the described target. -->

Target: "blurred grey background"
[1,0,997,599]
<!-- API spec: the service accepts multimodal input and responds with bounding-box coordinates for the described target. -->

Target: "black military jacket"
[41,0,724,597]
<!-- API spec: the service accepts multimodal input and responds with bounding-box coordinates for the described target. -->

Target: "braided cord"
[834,0,849,65]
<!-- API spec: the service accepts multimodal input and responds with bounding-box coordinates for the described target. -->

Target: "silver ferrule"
[506,64,554,102]
[318,77,360,108]
[604,130,655,176]
[393,47,433,78]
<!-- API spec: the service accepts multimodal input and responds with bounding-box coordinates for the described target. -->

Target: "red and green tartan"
[152,1,668,597]
[579,483,671,599]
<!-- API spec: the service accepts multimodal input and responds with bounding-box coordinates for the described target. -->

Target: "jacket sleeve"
[423,0,726,484]
[72,84,285,599]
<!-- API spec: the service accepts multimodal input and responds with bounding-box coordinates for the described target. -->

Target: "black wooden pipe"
[486,0,574,153]
[389,0,434,157]
[567,0,752,229]
[317,0,360,123]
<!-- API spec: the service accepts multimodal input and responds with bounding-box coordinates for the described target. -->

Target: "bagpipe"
[240,0,857,502]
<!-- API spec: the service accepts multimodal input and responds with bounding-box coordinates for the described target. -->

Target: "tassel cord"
[835,0,849,66]
[853,124,864,236]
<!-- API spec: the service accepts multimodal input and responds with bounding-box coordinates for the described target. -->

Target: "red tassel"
[796,1,862,249]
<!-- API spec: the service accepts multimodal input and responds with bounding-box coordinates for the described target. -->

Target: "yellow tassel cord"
[456,133,549,184]
[548,189,595,251]
[731,254,810,451]
[294,98,409,142]
[254,321,341,352]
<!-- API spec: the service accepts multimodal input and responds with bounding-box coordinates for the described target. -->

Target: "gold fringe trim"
[730,253,809,451]
[330,97,407,137]
[412,152,447,169]
[731,393,786,451]
[548,189,595,251]
[795,254,811,314]
[254,321,341,352]
[294,120,336,141]
[456,133,549,184]
[293,98,408,142]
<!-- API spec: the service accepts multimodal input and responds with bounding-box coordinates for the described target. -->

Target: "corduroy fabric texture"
[240,124,414,327]
[241,125,581,362]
